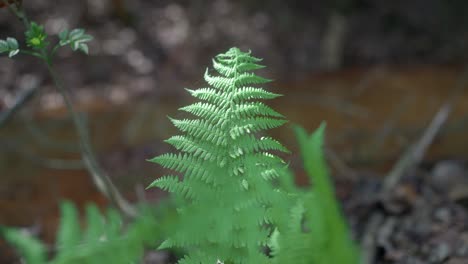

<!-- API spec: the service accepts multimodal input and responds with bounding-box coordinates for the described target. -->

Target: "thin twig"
[324,146,357,180]
[370,95,414,155]
[0,85,39,127]
[45,61,137,218]
[381,66,468,197]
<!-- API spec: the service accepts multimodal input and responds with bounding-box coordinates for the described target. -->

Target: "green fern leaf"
[204,69,234,90]
[235,72,272,87]
[271,123,360,264]
[83,204,105,242]
[56,201,81,249]
[234,102,284,118]
[232,87,282,102]
[149,47,290,263]
[180,102,227,123]
[1,227,46,264]
[185,88,229,106]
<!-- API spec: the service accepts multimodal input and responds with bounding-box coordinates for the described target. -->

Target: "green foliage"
[58,28,93,55]
[148,47,291,264]
[0,37,19,57]
[2,201,162,264]
[3,42,360,263]
[0,20,92,60]
[1,227,46,264]
[149,48,360,264]
[270,123,360,264]
[25,22,49,50]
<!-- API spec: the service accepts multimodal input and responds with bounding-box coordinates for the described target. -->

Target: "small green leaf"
[25,22,49,49]
[6,37,18,50]
[78,43,89,54]
[0,40,9,53]
[0,38,20,57]
[8,49,19,58]
[58,29,69,41]
[59,28,93,54]
[78,34,93,43]
[69,28,85,41]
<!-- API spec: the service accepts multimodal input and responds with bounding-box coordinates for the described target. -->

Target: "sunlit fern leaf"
[204,69,234,90]
[149,175,198,200]
[232,87,282,102]
[229,118,287,139]
[236,62,266,72]
[229,135,289,158]
[169,118,228,146]
[179,102,227,123]
[212,59,236,77]
[234,72,272,87]
[185,88,228,106]
[165,135,221,162]
[234,102,284,118]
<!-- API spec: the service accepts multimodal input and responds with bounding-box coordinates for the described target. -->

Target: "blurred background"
[1,0,468,262]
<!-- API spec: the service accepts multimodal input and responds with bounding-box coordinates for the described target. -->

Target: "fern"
[1,201,162,264]
[4,48,361,264]
[148,47,290,264]
[270,123,360,264]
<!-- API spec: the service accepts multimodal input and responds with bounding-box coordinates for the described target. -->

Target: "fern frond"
[165,135,222,162]
[180,102,227,124]
[271,124,361,264]
[235,72,271,87]
[229,136,288,158]
[185,88,228,106]
[236,62,265,72]
[234,102,284,118]
[169,118,228,146]
[232,87,282,102]
[204,69,234,91]
[3,201,165,264]
[216,48,262,63]
[149,47,291,264]
[83,204,105,242]
[229,118,287,139]
[56,201,81,249]
[150,175,201,201]
[212,58,235,77]
[149,153,222,186]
